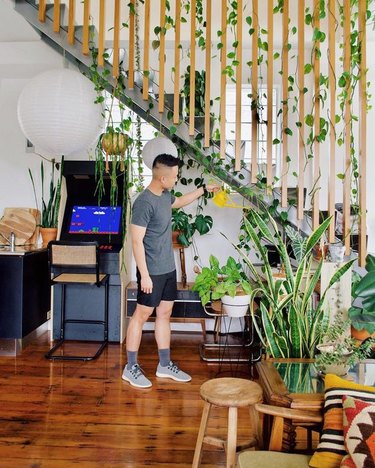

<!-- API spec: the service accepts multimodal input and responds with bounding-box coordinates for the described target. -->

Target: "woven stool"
[192,377,263,468]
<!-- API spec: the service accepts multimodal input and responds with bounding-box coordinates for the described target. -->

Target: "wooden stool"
[192,378,263,468]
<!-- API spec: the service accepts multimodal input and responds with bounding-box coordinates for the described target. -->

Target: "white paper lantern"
[142,137,178,169]
[17,69,104,157]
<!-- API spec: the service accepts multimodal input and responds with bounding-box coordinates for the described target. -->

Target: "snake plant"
[231,211,355,358]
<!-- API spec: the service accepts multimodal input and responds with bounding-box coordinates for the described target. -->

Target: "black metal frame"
[45,241,109,361]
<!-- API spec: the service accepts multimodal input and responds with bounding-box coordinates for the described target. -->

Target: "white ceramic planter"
[221,294,250,318]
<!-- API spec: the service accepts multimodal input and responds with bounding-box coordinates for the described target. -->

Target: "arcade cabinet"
[51,161,129,343]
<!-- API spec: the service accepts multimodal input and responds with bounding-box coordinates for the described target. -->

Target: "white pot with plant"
[29,157,64,246]
[192,255,252,318]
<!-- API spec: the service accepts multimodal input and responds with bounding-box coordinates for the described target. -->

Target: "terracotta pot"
[351,326,375,348]
[172,230,184,248]
[313,244,329,260]
[40,227,57,246]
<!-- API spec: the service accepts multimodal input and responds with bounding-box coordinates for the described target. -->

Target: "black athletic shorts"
[136,269,177,308]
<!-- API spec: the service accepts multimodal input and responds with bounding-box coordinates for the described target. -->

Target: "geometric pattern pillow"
[309,374,375,468]
[340,396,375,468]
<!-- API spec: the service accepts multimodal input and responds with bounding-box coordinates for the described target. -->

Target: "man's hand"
[206,184,221,193]
[141,275,153,294]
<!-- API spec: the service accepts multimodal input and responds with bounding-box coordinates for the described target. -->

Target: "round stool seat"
[200,377,263,408]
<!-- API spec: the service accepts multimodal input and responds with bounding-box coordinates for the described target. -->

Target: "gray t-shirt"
[131,188,176,275]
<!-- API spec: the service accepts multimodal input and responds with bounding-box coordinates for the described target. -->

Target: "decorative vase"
[221,294,250,318]
[40,227,57,246]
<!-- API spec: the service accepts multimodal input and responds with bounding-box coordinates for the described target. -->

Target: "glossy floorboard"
[0,331,257,467]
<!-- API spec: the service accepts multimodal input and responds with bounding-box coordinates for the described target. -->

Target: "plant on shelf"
[192,254,252,317]
[315,313,374,376]
[171,206,213,248]
[29,157,64,245]
[349,253,375,342]
[231,211,355,358]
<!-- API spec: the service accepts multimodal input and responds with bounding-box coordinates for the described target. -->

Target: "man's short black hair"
[152,153,180,168]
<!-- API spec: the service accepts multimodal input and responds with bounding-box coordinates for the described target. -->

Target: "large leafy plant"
[171,207,213,247]
[232,211,354,358]
[192,255,252,306]
[349,253,375,335]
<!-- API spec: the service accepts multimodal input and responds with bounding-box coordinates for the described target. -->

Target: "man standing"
[122,153,219,388]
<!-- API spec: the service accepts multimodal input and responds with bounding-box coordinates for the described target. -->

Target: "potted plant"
[231,211,355,358]
[315,313,374,376]
[349,253,375,344]
[192,255,252,317]
[171,207,213,247]
[29,157,64,246]
[181,66,214,135]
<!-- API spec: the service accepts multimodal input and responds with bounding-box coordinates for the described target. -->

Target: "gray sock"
[158,348,170,367]
[127,351,138,369]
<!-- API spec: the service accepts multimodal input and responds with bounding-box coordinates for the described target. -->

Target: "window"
[225,85,281,178]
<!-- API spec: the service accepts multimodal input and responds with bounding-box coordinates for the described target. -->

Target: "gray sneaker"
[156,361,192,382]
[122,364,152,388]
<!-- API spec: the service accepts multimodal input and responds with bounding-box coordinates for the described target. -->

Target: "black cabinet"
[125,282,205,319]
[0,249,50,339]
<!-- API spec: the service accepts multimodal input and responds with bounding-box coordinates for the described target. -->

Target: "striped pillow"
[309,374,375,468]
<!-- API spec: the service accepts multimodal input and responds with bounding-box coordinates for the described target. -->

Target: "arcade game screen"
[69,205,121,235]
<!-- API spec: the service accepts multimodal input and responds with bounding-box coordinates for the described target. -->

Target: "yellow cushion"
[237,451,311,468]
[308,374,375,468]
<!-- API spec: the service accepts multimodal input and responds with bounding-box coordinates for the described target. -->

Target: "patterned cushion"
[309,374,375,468]
[340,396,375,468]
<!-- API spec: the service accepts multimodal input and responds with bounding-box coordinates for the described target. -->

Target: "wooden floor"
[0,330,258,467]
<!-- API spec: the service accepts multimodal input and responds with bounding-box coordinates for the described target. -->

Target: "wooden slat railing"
[328,0,336,243]
[158,0,166,113]
[312,0,321,230]
[30,0,369,261]
[204,0,212,149]
[358,0,367,266]
[281,0,289,207]
[266,0,273,188]
[251,0,258,182]
[235,0,243,172]
[297,0,305,221]
[68,0,76,46]
[220,0,227,159]
[82,0,90,56]
[97,0,105,67]
[343,0,351,255]
[173,0,181,124]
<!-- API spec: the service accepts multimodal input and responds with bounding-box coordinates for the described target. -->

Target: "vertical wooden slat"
[358,0,367,265]
[281,0,289,207]
[328,0,336,242]
[297,0,305,220]
[68,0,76,46]
[266,0,274,187]
[82,0,90,56]
[235,0,243,172]
[312,0,321,230]
[220,0,227,159]
[112,0,121,78]
[142,0,150,98]
[38,0,46,22]
[128,0,136,89]
[204,0,212,148]
[343,0,351,254]
[97,0,105,66]
[158,0,166,112]
[174,0,181,124]
[189,0,197,136]
[251,0,259,182]
[53,0,61,33]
